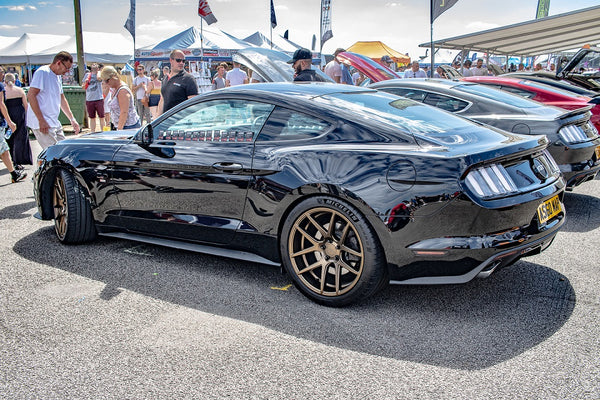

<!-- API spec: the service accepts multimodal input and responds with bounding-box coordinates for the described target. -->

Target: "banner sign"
[536,0,550,18]
[320,0,332,47]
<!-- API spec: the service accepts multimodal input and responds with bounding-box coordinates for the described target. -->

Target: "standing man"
[403,61,427,78]
[82,63,105,131]
[324,48,345,83]
[461,59,473,77]
[470,58,487,76]
[225,62,248,87]
[159,50,198,114]
[132,64,151,125]
[287,48,326,82]
[27,51,80,150]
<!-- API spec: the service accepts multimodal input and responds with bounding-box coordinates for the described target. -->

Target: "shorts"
[148,94,160,107]
[0,132,8,154]
[31,126,66,150]
[86,99,105,118]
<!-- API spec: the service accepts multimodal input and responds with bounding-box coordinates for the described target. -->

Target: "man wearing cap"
[288,48,326,82]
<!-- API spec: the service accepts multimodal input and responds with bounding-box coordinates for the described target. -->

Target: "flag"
[431,0,459,23]
[283,30,289,39]
[536,0,550,18]
[270,0,277,29]
[198,0,217,25]
[320,0,332,47]
[124,0,135,40]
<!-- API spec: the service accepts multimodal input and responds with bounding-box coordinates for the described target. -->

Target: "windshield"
[314,91,500,144]
[454,83,540,108]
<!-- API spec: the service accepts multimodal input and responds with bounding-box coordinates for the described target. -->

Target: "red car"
[463,76,600,131]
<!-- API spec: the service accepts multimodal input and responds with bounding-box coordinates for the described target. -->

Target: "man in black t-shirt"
[159,50,199,113]
[288,48,326,82]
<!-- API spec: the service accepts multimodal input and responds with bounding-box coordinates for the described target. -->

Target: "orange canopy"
[347,41,411,65]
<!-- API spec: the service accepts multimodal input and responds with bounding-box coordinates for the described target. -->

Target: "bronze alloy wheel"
[288,207,365,297]
[53,172,68,240]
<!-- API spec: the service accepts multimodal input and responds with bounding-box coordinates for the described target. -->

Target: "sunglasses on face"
[173,58,185,63]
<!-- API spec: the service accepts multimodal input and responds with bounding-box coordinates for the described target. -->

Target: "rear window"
[315,91,495,144]
[454,83,540,108]
[519,80,588,98]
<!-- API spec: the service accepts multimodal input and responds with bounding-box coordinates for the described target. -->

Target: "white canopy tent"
[243,32,301,53]
[0,33,70,64]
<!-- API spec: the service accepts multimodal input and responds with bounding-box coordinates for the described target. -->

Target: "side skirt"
[99,232,281,266]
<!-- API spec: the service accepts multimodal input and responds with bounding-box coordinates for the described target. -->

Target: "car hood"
[232,47,333,83]
[336,51,402,82]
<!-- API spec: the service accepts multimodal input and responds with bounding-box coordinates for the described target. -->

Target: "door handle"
[212,162,243,172]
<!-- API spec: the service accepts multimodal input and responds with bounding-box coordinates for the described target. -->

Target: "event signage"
[536,0,550,18]
[320,0,333,48]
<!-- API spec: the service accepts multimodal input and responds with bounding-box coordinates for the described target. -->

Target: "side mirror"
[136,124,154,145]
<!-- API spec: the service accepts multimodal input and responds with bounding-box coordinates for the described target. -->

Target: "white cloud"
[0,24,19,30]
[0,5,37,11]
[138,19,188,33]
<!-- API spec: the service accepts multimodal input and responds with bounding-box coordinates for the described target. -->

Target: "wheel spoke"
[306,213,328,239]
[298,260,323,275]
[295,225,320,247]
[338,222,350,244]
[319,262,329,293]
[339,259,360,276]
[291,244,320,258]
[341,244,362,258]
[334,263,341,295]
[326,212,336,237]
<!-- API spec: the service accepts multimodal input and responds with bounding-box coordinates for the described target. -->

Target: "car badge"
[532,158,548,180]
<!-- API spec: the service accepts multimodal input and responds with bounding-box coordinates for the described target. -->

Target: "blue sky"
[0,0,598,58]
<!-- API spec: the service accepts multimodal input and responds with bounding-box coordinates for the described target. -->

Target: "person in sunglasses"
[158,50,198,113]
[26,51,81,150]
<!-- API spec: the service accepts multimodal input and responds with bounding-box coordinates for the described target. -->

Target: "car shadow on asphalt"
[14,227,575,371]
[561,192,600,232]
[0,200,37,219]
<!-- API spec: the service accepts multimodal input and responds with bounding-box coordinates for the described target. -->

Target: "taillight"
[558,124,591,144]
[464,164,518,199]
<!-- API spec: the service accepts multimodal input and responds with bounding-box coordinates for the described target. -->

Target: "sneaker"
[11,170,27,183]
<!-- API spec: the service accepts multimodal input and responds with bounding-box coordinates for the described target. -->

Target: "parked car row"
[32,47,597,307]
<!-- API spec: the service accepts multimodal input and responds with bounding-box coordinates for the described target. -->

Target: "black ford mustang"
[34,83,565,306]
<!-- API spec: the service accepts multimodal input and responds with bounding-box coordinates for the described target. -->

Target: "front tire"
[52,169,97,243]
[281,196,388,307]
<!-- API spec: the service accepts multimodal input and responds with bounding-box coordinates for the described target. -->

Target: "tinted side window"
[423,93,469,112]
[153,99,274,142]
[500,86,536,99]
[383,87,427,102]
[257,107,331,141]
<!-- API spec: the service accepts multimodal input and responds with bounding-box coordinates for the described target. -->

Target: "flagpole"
[430,0,434,77]
[200,17,204,61]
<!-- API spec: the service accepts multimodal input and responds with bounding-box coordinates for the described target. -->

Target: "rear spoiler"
[555,105,593,121]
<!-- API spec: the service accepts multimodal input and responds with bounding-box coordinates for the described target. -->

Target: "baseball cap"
[287,48,312,64]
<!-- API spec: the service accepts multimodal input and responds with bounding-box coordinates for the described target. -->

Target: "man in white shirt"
[27,51,80,150]
[403,61,427,78]
[225,62,248,86]
[470,59,487,76]
[132,64,151,125]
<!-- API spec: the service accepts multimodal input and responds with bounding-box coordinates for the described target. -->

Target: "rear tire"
[281,196,388,307]
[52,169,97,243]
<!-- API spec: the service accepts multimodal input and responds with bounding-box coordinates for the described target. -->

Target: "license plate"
[537,195,562,225]
[595,146,600,160]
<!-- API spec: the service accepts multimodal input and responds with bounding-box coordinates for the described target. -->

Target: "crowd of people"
[0,46,578,184]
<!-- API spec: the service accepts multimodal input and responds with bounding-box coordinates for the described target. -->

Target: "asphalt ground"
[0,138,598,399]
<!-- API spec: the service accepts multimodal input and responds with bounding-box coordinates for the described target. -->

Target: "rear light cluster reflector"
[465,164,518,199]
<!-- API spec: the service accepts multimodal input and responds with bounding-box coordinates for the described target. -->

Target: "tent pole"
[429,0,434,77]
